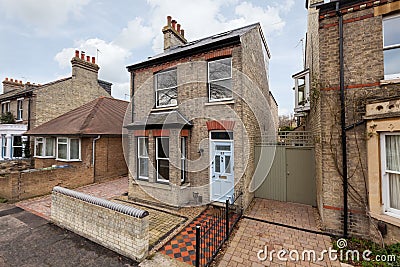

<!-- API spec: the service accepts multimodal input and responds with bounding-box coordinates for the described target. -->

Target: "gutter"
[92,135,101,179]
[336,1,349,238]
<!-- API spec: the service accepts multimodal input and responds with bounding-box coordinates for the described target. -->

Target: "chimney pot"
[177,24,181,32]
[19,81,22,84]
[26,82,30,85]
[10,79,13,82]
[86,55,90,62]
[181,29,185,37]
[75,50,79,58]
[167,16,172,27]
[171,20,177,30]
[5,78,8,81]
[92,57,96,64]
[81,51,85,60]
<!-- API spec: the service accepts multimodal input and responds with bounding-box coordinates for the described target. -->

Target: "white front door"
[211,141,234,203]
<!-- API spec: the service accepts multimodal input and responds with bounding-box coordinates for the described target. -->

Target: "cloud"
[0,0,90,34]
[114,17,154,50]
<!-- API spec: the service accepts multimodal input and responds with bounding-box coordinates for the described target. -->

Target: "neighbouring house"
[25,96,129,183]
[293,0,400,244]
[0,50,112,160]
[125,16,276,208]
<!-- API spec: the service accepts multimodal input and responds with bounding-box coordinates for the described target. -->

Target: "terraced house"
[293,0,400,244]
[125,16,277,208]
[0,50,112,160]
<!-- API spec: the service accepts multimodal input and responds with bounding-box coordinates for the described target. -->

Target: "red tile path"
[16,177,128,220]
[160,206,239,266]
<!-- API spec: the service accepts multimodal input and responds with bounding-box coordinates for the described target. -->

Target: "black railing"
[195,192,243,267]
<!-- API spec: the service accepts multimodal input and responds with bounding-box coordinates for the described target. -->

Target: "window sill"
[137,177,149,181]
[151,106,179,112]
[56,159,81,162]
[370,211,400,228]
[34,156,55,159]
[205,100,235,106]
[380,78,400,85]
[16,119,23,122]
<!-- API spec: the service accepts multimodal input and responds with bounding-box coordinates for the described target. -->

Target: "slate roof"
[127,22,269,71]
[25,97,129,136]
[125,110,192,129]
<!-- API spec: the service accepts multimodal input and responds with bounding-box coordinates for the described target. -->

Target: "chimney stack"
[162,16,187,51]
[2,77,24,94]
[71,50,99,82]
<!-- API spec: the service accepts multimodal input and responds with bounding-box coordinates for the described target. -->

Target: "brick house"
[125,16,276,208]
[0,50,112,160]
[25,97,128,183]
[293,0,400,243]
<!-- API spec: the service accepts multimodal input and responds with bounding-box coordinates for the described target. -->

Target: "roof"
[313,0,367,12]
[0,77,111,101]
[125,110,192,129]
[25,97,129,136]
[127,22,269,71]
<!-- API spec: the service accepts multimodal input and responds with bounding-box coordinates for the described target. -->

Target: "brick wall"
[51,190,149,261]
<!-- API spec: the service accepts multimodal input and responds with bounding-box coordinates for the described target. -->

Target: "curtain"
[390,173,400,210]
[386,135,400,172]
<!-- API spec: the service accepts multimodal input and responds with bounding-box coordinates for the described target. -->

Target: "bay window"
[156,137,169,182]
[181,137,186,183]
[57,137,81,161]
[12,136,23,158]
[35,137,55,157]
[137,137,149,179]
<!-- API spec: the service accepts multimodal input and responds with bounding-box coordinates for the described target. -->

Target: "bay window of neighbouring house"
[208,57,232,101]
[34,137,55,157]
[181,137,186,183]
[383,14,400,80]
[137,137,149,180]
[1,135,6,158]
[381,133,400,217]
[17,99,23,121]
[155,69,177,108]
[57,137,80,161]
[156,137,169,182]
[12,135,23,158]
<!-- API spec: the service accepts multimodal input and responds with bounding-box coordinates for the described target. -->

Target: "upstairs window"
[293,69,310,113]
[208,58,232,101]
[17,98,23,121]
[35,137,55,157]
[1,101,10,114]
[155,69,177,108]
[383,14,400,80]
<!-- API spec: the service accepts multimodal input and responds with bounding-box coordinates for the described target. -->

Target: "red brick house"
[125,16,276,208]
[25,97,128,183]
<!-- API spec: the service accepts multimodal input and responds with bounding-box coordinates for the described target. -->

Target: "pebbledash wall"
[128,24,274,209]
[308,0,400,242]
[51,187,149,261]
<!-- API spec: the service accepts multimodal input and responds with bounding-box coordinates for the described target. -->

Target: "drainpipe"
[336,1,348,238]
[92,135,101,179]
[131,71,135,123]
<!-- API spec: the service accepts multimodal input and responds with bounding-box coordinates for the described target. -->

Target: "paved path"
[16,176,128,220]
[218,199,341,267]
[0,204,137,267]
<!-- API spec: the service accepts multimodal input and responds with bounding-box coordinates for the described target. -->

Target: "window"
[156,137,169,182]
[381,133,400,217]
[293,69,310,113]
[155,69,177,108]
[208,58,232,101]
[383,14,400,80]
[1,135,7,158]
[12,135,23,158]
[137,137,149,179]
[181,137,186,183]
[57,137,81,161]
[1,101,10,114]
[17,99,23,121]
[211,131,233,140]
[35,137,55,157]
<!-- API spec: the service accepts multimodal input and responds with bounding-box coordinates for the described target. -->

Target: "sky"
[0,0,307,116]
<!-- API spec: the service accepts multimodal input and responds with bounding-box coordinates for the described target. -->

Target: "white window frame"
[156,137,169,183]
[155,69,178,108]
[34,137,55,158]
[208,57,233,102]
[181,137,186,183]
[56,137,81,161]
[137,137,149,180]
[11,135,23,158]
[16,98,23,121]
[1,135,6,159]
[380,132,400,218]
[293,69,310,113]
[1,101,10,114]
[383,14,400,80]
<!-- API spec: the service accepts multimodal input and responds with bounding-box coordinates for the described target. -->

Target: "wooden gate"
[254,132,316,206]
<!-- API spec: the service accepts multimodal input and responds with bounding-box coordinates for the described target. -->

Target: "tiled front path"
[16,176,128,220]
[218,199,341,267]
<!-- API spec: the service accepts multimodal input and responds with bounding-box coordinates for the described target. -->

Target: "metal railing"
[195,192,242,267]
[260,131,314,147]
